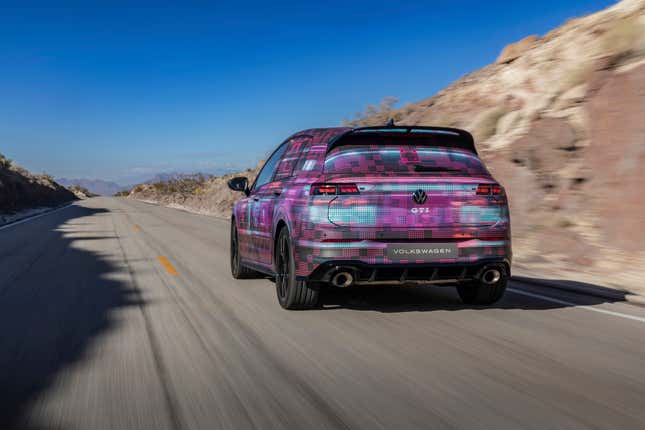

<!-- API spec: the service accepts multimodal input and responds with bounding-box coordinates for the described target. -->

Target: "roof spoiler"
[327,125,478,155]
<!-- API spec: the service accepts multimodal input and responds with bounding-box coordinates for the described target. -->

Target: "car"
[228,124,512,310]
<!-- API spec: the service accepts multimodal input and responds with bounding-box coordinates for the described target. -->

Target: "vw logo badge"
[412,189,427,204]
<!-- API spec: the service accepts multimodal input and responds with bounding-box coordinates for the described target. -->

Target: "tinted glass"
[324,145,489,177]
[253,143,288,189]
[274,137,310,181]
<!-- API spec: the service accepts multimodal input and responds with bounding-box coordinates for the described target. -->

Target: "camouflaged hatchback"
[228,124,511,309]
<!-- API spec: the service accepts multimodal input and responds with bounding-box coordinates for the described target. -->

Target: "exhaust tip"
[481,268,501,285]
[331,271,354,288]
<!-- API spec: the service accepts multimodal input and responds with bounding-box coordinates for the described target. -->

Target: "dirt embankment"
[0,154,77,221]
[127,166,261,218]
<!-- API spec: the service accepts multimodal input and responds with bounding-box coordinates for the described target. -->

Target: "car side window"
[252,143,288,191]
[274,137,310,181]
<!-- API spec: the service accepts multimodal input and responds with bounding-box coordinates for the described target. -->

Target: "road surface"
[1,197,644,429]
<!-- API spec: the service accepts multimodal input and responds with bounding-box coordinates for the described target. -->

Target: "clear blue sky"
[1,0,615,184]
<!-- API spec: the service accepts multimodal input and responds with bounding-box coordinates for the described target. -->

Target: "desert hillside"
[0,153,77,219]
[127,0,645,291]
[67,185,98,200]
[127,167,261,218]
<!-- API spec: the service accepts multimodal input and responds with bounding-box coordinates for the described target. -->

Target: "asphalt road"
[1,197,644,430]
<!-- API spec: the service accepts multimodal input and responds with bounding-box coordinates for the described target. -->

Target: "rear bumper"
[304,258,510,285]
[293,238,512,280]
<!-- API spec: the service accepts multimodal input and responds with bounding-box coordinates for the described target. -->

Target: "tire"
[230,220,260,279]
[457,272,508,305]
[275,228,320,310]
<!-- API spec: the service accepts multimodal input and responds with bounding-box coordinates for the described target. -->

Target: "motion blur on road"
[1,198,644,429]
[2,1,645,429]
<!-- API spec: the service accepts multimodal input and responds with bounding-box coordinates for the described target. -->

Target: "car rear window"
[324,145,490,177]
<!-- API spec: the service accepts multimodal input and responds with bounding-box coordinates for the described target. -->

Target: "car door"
[251,136,310,267]
[247,142,289,266]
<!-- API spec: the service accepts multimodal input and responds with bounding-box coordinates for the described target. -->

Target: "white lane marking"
[508,288,645,324]
[0,203,75,231]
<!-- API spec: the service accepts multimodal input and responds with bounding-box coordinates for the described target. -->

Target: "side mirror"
[227,176,250,196]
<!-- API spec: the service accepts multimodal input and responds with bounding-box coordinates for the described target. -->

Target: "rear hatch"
[320,137,505,233]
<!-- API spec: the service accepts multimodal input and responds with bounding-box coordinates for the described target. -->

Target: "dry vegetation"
[149,175,208,195]
[127,164,262,218]
[1,153,76,214]
[343,96,399,125]
[0,153,12,169]
[67,185,97,199]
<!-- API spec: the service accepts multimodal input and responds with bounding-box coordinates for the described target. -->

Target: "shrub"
[0,153,12,169]
[147,176,207,196]
[69,185,95,197]
[346,96,401,126]
[379,96,399,113]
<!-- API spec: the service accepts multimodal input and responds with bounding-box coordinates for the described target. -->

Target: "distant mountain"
[57,178,126,196]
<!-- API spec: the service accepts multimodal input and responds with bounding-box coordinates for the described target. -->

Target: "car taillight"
[311,183,360,195]
[311,184,337,195]
[339,184,359,194]
[476,184,503,195]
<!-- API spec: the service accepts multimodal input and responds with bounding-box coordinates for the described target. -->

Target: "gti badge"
[412,189,427,204]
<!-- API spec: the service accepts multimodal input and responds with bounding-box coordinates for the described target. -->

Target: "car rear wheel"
[457,272,507,305]
[230,221,260,279]
[275,228,320,310]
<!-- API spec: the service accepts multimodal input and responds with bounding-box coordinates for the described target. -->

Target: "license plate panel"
[386,243,458,261]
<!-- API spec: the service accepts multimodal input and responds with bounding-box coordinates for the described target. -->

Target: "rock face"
[496,35,541,64]
[344,0,645,291]
[586,62,645,251]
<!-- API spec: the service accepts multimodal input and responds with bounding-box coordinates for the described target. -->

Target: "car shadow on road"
[318,280,620,313]
[0,205,142,429]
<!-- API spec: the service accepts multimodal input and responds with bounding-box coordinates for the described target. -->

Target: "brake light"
[476,184,503,195]
[476,184,491,195]
[311,183,360,195]
[311,184,337,195]
[339,184,359,194]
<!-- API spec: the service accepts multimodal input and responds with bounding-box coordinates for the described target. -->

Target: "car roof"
[290,125,477,155]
